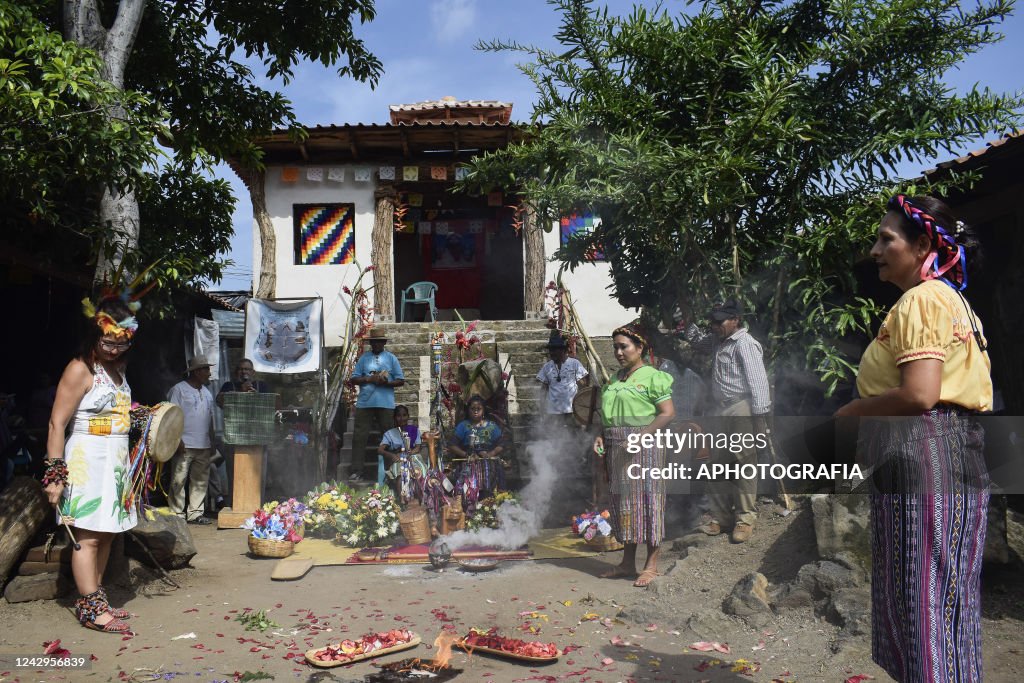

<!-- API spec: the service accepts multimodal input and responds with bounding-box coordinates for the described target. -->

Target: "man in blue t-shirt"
[349,331,405,481]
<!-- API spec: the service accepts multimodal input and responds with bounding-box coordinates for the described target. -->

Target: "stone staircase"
[337,319,558,480]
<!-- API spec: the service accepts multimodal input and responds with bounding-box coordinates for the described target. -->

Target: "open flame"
[374,632,462,680]
[431,631,458,668]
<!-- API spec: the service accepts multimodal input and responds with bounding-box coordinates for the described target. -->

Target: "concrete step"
[374,320,553,334]
[496,340,550,354]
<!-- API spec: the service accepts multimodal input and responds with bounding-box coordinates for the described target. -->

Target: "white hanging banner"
[192,317,221,384]
[244,298,323,374]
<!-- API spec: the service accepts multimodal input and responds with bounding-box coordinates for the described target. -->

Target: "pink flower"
[365,265,376,272]
[342,286,352,294]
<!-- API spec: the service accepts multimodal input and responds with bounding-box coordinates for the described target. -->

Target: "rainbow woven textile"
[296,204,355,265]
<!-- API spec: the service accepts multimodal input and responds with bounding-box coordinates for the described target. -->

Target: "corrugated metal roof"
[211,309,245,339]
[205,290,249,312]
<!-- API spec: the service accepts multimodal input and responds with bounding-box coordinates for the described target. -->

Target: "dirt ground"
[1,501,1022,683]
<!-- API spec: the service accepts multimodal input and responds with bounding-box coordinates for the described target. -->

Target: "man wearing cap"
[536,331,589,431]
[349,331,405,482]
[167,355,217,524]
[683,300,771,543]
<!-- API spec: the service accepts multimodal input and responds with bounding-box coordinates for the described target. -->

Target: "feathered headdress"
[81,260,161,339]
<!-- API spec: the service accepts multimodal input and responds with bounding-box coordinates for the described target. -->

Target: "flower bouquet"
[303,481,357,538]
[466,491,519,531]
[333,486,401,547]
[572,510,621,551]
[243,498,308,558]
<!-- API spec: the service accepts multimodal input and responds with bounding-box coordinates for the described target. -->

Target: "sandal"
[600,565,637,580]
[97,586,131,620]
[75,591,133,634]
[633,568,660,587]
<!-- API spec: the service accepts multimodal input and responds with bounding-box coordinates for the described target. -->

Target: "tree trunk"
[64,0,147,282]
[0,478,51,586]
[243,168,277,298]
[93,188,141,282]
[523,204,546,314]
[371,187,396,320]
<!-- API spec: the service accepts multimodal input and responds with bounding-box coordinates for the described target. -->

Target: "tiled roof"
[924,129,1024,176]
[389,98,512,111]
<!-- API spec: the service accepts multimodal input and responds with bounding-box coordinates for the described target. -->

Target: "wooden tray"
[305,636,421,668]
[458,641,559,663]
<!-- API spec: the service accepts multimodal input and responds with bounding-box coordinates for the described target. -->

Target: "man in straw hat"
[349,330,405,482]
[683,300,771,543]
[167,354,217,524]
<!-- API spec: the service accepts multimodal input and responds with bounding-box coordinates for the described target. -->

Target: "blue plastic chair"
[400,281,438,322]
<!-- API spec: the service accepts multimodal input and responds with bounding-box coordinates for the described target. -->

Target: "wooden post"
[523,203,546,315]
[237,167,276,299]
[372,186,396,320]
[217,446,265,528]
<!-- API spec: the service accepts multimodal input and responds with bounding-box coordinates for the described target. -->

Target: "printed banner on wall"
[245,299,322,374]
[294,203,356,265]
[560,210,605,261]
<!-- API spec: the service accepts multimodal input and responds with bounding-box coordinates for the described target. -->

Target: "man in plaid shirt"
[684,300,771,543]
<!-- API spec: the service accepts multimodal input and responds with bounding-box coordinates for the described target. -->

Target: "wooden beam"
[453,127,460,154]
[349,131,359,159]
[400,129,410,158]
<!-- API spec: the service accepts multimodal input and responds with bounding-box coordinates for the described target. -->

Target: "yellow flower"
[67,455,89,486]
[317,493,333,507]
[111,392,131,432]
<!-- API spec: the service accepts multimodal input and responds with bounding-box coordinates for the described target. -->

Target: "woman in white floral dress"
[43,298,139,633]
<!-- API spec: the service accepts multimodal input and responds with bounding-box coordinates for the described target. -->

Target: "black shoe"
[188,517,212,525]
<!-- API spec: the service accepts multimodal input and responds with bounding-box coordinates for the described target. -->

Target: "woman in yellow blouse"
[836,195,990,682]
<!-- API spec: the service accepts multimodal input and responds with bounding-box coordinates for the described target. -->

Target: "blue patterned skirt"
[865,407,989,682]
[605,425,665,546]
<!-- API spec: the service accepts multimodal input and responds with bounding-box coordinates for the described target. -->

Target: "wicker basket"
[586,534,624,552]
[399,507,432,545]
[248,536,295,558]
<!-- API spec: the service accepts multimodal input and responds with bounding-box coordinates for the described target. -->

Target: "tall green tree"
[2,0,382,290]
[464,0,1021,395]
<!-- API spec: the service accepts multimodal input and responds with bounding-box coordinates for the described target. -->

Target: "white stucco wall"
[254,165,380,346]
[252,168,632,341]
[542,222,634,337]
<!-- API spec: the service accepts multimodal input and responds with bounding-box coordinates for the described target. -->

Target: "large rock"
[829,588,871,638]
[125,508,196,569]
[810,494,870,568]
[796,560,865,598]
[722,572,774,628]
[4,572,73,603]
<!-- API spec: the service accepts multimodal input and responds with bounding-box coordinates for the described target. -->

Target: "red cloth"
[423,234,482,308]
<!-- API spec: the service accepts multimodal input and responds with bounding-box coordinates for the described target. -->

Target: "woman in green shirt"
[593,322,675,587]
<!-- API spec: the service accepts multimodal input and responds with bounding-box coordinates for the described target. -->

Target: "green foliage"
[0,0,162,241]
[235,608,280,632]
[2,0,382,295]
[125,0,382,169]
[463,0,1022,395]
